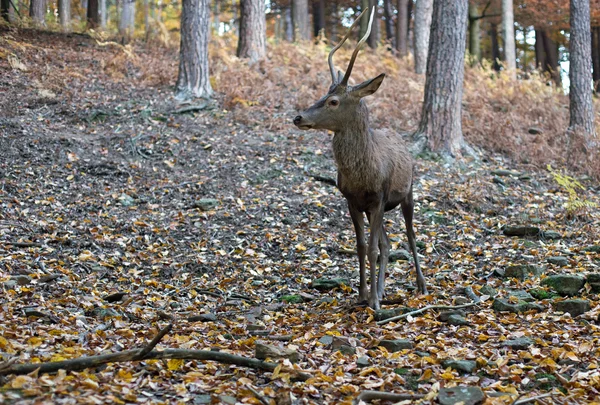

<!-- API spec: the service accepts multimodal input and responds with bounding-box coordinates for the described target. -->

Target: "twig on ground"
[464,286,481,303]
[0,241,43,248]
[170,103,208,114]
[513,393,553,405]
[134,323,172,360]
[245,385,271,405]
[377,302,478,326]
[309,174,337,186]
[355,390,425,403]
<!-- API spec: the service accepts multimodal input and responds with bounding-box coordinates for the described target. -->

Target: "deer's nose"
[293,115,303,126]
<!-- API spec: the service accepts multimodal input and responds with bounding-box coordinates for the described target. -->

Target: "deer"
[292,7,427,310]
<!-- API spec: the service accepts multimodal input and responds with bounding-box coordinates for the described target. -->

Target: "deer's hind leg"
[348,203,368,302]
[400,187,428,295]
[377,223,390,300]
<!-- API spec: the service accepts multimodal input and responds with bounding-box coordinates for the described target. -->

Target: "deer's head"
[293,8,384,133]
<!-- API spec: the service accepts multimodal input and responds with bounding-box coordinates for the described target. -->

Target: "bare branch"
[377,302,478,326]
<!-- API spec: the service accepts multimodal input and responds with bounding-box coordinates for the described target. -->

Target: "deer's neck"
[332,101,374,168]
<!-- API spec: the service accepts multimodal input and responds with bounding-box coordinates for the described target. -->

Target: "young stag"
[293,8,427,309]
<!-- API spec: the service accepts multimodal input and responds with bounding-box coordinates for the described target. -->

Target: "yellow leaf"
[418,369,433,381]
[0,336,11,349]
[272,363,283,379]
[11,375,33,388]
[167,358,184,371]
[117,369,133,382]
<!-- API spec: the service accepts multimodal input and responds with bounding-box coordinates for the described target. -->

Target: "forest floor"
[1,28,600,405]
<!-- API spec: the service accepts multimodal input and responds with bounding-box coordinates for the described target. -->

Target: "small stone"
[504,265,543,280]
[441,359,477,373]
[583,245,600,253]
[439,310,466,322]
[528,127,543,135]
[454,296,470,305]
[118,193,135,206]
[379,339,413,352]
[541,274,585,296]
[331,336,355,354]
[311,277,350,291]
[91,307,121,319]
[492,298,543,313]
[507,290,535,302]
[219,396,237,405]
[356,356,370,368]
[503,226,540,237]
[374,307,410,321]
[193,198,219,211]
[503,337,534,350]
[389,250,411,262]
[103,292,127,302]
[280,295,303,304]
[554,299,591,317]
[518,174,532,181]
[187,313,217,322]
[491,169,521,177]
[547,256,569,266]
[492,176,506,185]
[448,314,470,326]
[318,335,333,345]
[587,274,600,293]
[338,345,356,355]
[438,386,485,405]
[480,285,497,296]
[528,288,555,300]
[193,395,212,404]
[255,343,299,363]
[542,230,562,240]
[3,280,18,289]
[11,275,32,286]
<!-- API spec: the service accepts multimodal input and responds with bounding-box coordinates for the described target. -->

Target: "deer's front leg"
[366,204,385,310]
[348,203,368,302]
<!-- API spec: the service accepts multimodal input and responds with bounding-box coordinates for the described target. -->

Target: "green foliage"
[547,165,597,218]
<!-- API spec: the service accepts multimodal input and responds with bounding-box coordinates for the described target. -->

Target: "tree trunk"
[569,0,596,142]
[468,2,480,65]
[367,0,378,48]
[176,0,213,100]
[29,0,46,25]
[414,0,468,157]
[291,0,309,41]
[534,28,545,69]
[413,0,433,74]
[100,0,106,28]
[491,23,500,71]
[312,0,325,38]
[119,0,136,41]
[383,0,394,47]
[396,0,409,57]
[540,30,561,85]
[359,0,369,39]
[237,0,266,62]
[501,0,516,78]
[284,6,293,41]
[87,0,99,28]
[592,27,600,93]
[213,0,219,32]
[330,0,338,42]
[1,0,9,21]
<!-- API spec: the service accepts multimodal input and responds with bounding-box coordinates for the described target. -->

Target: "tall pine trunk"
[413,0,433,74]
[501,0,516,78]
[291,0,309,41]
[312,0,325,38]
[119,0,136,41]
[592,27,600,93]
[176,0,213,100]
[569,0,596,142]
[359,0,369,39]
[534,28,545,69]
[87,0,99,28]
[1,0,9,21]
[396,0,409,57]
[491,23,500,71]
[367,0,378,48]
[414,0,468,157]
[468,3,480,65]
[541,30,561,85]
[284,6,293,41]
[383,0,394,47]
[30,0,46,25]
[100,0,106,28]
[237,0,266,62]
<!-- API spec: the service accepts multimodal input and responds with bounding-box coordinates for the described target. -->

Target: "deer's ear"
[350,73,385,98]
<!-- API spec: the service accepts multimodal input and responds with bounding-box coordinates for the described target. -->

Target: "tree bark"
[540,30,561,85]
[359,0,369,39]
[291,0,309,41]
[284,6,293,41]
[119,0,136,41]
[100,0,106,28]
[1,0,9,21]
[330,0,338,42]
[396,0,409,57]
[176,0,213,100]
[237,0,266,62]
[491,23,500,71]
[592,27,600,93]
[367,0,378,48]
[312,0,325,38]
[414,0,468,157]
[87,0,99,28]
[213,0,219,31]
[569,0,596,142]
[468,2,480,65]
[29,0,46,25]
[383,0,394,47]
[502,0,516,78]
[413,0,433,74]
[534,28,545,69]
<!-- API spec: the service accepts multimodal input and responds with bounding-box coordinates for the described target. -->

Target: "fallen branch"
[513,393,553,405]
[355,390,425,403]
[246,384,270,405]
[0,348,311,381]
[377,302,478,326]
[135,323,172,360]
[309,174,337,187]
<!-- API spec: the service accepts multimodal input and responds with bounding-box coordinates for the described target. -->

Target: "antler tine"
[328,7,369,84]
[340,7,374,86]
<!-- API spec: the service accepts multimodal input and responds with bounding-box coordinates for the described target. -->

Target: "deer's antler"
[328,7,373,85]
[340,7,374,86]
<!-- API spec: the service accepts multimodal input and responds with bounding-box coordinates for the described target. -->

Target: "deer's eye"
[329,98,339,106]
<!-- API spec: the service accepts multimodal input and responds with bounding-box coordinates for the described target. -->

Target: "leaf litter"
[0,28,600,404]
